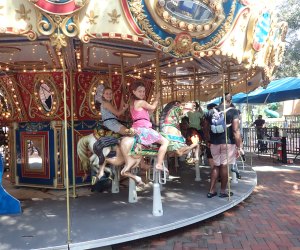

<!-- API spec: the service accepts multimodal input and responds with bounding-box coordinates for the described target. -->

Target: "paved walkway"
[113,156,300,250]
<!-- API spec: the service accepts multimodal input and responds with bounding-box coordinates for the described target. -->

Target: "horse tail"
[93,136,119,165]
[77,136,91,172]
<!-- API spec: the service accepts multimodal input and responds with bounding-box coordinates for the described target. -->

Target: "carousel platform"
[0,164,257,250]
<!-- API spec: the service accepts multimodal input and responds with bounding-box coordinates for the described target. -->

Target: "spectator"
[187,102,204,136]
[252,115,265,139]
[252,115,266,152]
[205,93,243,198]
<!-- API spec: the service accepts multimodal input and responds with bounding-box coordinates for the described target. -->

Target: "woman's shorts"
[210,144,236,166]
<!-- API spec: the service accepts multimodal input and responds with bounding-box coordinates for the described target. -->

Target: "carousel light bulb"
[38,107,42,110]
[182,59,186,63]
[215,50,221,55]
[11,88,15,91]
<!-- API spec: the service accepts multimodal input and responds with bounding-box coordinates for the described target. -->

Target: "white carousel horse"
[77,101,201,190]
[77,132,125,187]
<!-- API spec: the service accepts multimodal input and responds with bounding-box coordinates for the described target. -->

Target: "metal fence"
[242,127,300,156]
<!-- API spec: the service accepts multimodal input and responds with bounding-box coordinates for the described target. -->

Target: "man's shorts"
[210,144,236,166]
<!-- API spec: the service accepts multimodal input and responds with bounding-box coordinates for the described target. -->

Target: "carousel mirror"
[39,82,53,112]
[88,78,106,117]
[26,139,43,170]
[94,84,104,110]
[164,0,214,23]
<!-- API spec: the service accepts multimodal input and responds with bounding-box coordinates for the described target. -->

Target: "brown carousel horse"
[77,101,201,190]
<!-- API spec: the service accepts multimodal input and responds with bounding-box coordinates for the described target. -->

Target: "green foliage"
[275,0,300,78]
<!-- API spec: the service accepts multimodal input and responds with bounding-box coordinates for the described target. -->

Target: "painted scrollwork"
[243,11,272,68]
[263,21,287,78]
[129,0,172,46]
[36,10,80,50]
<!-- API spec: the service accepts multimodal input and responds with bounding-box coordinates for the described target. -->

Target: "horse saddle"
[130,143,160,156]
[93,126,121,140]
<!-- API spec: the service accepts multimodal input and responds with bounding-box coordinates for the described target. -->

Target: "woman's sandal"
[207,192,218,198]
[219,192,233,198]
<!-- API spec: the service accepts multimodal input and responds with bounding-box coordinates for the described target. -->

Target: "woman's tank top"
[130,103,152,128]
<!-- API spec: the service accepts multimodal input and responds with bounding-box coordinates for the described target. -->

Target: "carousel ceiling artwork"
[0,0,288,124]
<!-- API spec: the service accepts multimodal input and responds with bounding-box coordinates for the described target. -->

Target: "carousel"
[0,0,287,249]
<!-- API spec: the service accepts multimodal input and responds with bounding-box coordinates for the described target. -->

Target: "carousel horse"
[77,101,201,189]
[77,127,125,187]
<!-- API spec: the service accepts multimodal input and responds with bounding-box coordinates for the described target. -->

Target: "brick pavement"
[112,156,300,250]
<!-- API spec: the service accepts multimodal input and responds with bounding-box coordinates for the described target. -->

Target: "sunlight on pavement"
[252,166,295,172]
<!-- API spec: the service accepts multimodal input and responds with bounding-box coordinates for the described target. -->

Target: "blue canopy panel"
[232,77,300,104]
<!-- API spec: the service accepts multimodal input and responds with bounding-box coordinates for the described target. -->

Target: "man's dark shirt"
[253,119,265,128]
[207,106,239,145]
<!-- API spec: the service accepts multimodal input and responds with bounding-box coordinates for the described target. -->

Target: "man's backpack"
[210,108,232,134]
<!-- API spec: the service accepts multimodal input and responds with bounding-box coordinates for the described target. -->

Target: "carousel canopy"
[0,0,287,123]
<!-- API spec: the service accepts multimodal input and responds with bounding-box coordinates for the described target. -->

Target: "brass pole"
[227,61,231,92]
[120,54,126,107]
[108,65,112,88]
[171,80,175,101]
[70,70,77,198]
[221,58,231,201]
[193,67,196,101]
[155,51,161,124]
[245,73,252,166]
[62,50,71,243]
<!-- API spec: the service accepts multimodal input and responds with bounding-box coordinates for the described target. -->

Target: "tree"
[275,0,300,78]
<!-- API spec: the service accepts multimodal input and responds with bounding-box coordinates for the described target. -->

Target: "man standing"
[205,93,243,198]
[252,115,265,139]
[252,115,266,152]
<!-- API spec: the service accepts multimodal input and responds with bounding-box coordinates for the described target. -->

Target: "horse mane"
[159,100,181,130]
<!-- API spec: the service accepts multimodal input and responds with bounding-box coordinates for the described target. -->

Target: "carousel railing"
[242,127,300,156]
